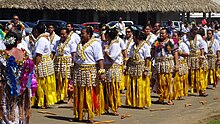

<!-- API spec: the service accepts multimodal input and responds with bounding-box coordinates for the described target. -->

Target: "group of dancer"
[0,18,220,123]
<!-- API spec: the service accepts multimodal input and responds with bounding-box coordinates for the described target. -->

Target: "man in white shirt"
[115,17,126,39]
[47,24,60,51]
[66,22,80,45]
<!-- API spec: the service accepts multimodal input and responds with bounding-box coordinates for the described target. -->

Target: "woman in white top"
[103,27,123,115]
[126,30,152,108]
[52,28,76,102]
[34,24,57,108]
[172,31,189,99]
[182,27,207,96]
[206,29,220,89]
[73,26,105,123]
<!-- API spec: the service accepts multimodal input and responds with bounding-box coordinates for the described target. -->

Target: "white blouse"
[129,43,151,60]
[75,40,104,64]
[104,41,123,65]
[53,39,77,57]
[182,34,206,51]
[207,39,220,54]
[34,37,51,57]
[179,41,189,59]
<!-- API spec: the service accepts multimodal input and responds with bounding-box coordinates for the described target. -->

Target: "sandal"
[153,100,164,104]
[199,93,208,97]
[87,120,94,124]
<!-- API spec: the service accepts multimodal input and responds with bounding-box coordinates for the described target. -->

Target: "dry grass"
[0,0,220,12]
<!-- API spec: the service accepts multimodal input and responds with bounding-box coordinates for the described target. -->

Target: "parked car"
[73,24,84,35]
[130,25,143,31]
[37,20,67,34]
[25,22,37,28]
[81,22,101,33]
[0,20,32,35]
[106,21,134,28]
[161,21,182,31]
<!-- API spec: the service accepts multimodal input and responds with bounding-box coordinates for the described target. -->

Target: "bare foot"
[113,112,119,116]
[167,101,174,105]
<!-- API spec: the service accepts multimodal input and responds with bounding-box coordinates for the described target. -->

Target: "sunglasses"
[14,18,19,20]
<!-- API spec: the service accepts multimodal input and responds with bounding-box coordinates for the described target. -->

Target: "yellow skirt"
[157,73,173,101]
[183,74,189,96]
[173,73,181,100]
[73,85,102,121]
[126,75,151,108]
[216,68,220,81]
[56,74,69,102]
[198,68,206,92]
[189,69,200,93]
[36,74,57,107]
[95,83,105,115]
[207,69,216,86]
[120,65,126,90]
[104,79,120,112]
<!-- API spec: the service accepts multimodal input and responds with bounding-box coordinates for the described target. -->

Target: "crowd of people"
[0,15,220,123]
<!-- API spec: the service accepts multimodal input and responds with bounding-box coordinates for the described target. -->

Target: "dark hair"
[99,23,106,29]
[66,22,74,28]
[107,27,118,39]
[126,26,133,32]
[13,14,18,18]
[47,23,56,29]
[190,26,198,32]
[161,28,170,34]
[34,24,46,34]
[143,24,152,30]
[173,31,181,37]
[207,29,213,35]
[215,25,219,30]
[82,26,93,38]
[133,30,146,40]
[198,28,205,37]
[4,31,18,50]
[60,28,70,34]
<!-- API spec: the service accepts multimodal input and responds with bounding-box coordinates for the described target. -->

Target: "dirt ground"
[30,85,220,124]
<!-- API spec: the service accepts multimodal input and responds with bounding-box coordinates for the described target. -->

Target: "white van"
[107,21,134,28]
[161,21,182,31]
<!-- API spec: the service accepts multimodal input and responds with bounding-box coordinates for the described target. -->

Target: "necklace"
[57,36,71,56]
[77,38,97,61]
[133,41,146,61]
[50,32,55,44]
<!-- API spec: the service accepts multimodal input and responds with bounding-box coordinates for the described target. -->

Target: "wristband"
[98,69,105,75]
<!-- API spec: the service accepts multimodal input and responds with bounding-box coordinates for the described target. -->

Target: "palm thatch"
[0,0,220,12]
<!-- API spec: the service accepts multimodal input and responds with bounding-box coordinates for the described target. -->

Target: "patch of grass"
[208,119,220,124]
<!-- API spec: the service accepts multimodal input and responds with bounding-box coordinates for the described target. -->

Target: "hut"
[0,0,220,24]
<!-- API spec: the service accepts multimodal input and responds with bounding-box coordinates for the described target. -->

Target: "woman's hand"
[100,74,105,83]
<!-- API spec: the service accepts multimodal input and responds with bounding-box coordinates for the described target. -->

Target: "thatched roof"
[0,0,220,12]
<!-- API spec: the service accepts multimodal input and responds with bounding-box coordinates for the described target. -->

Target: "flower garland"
[3,37,16,45]
[164,40,174,53]
[154,39,174,53]
[1,49,37,96]
[20,59,38,96]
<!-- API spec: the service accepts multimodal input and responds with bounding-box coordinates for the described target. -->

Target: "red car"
[81,22,101,33]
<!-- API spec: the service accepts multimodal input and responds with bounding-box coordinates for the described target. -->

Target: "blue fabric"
[6,56,20,96]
